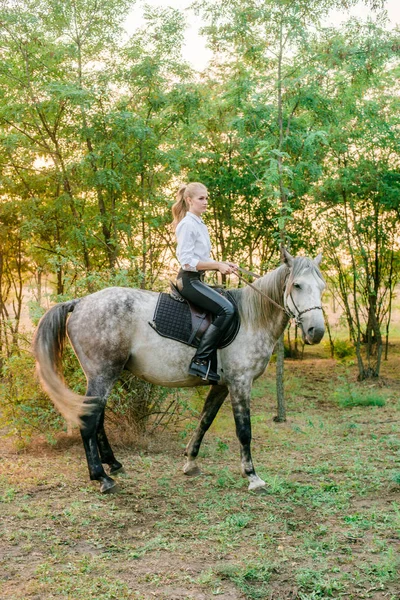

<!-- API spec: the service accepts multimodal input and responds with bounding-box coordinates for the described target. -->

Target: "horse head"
[281,248,326,345]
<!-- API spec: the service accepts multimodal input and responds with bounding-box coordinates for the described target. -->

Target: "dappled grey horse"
[33,249,325,494]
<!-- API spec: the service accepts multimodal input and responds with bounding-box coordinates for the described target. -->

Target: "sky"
[124,0,400,71]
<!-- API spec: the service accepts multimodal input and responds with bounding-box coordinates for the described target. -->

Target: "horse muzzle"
[303,325,325,345]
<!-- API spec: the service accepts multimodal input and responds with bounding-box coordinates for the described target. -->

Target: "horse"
[33,248,325,494]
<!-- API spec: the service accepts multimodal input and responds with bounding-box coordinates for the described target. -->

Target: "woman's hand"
[218,261,239,275]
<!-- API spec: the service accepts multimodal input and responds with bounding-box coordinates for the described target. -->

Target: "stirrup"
[188,358,220,383]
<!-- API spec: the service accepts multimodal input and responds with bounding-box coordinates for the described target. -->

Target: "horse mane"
[231,257,324,329]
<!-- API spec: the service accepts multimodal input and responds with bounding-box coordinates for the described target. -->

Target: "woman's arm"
[195,261,238,275]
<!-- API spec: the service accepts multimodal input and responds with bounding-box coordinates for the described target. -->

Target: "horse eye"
[293,283,301,289]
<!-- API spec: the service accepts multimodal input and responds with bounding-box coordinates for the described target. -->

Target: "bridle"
[236,266,323,329]
[284,290,323,328]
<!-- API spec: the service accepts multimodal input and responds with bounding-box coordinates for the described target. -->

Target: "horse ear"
[314,253,323,266]
[281,246,294,267]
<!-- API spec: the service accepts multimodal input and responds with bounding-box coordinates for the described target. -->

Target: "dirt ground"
[1,348,399,599]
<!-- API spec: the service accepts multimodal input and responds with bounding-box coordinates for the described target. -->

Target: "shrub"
[2,272,191,448]
[333,384,386,408]
[106,372,183,437]
[0,338,190,448]
[0,349,64,448]
[332,339,355,360]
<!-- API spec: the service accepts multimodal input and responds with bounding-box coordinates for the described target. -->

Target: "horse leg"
[230,385,266,491]
[80,377,119,494]
[96,408,124,475]
[183,384,229,476]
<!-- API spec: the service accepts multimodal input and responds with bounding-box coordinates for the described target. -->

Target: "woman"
[172,182,238,383]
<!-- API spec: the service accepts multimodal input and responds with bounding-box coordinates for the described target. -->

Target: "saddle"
[149,283,240,349]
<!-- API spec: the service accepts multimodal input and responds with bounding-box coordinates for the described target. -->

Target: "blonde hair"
[171,182,207,229]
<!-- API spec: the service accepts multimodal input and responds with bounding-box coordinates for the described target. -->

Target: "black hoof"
[109,461,124,475]
[251,487,268,496]
[99,476,117,494]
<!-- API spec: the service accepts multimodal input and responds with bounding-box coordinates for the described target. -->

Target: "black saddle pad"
[149,291,240,349]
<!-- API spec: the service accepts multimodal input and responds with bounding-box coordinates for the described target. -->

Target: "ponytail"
[171,182,207,230]
[171,184,188,230]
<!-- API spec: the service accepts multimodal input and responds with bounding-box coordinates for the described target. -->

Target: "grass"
[212,562,273,599]
[333,383,388,408]
[0,342,400,599]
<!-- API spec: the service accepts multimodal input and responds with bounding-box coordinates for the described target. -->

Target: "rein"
[235,266,323,327]
[235,267,292,318]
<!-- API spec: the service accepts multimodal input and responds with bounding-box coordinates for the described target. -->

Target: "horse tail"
[33,299,92,427]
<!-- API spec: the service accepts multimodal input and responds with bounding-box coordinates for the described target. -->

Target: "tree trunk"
[275,21,287,422]
[323,308,335,359]
[274,334,286,423]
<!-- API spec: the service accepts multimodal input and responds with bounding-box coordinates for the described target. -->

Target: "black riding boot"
[188,324,222,383]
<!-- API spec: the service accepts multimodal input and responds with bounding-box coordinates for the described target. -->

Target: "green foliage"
[333,383,386,408]
[308,17,400,379]
[331,339,355,360]
[107,372,176,435]
[0,349,64,448]
[1,352,399,598]
[214,562,272,599]
[59,267,151,299]
[0,340,190,446]
[0,0,399,446]
[296,567,344,597]
[361,549,399,584]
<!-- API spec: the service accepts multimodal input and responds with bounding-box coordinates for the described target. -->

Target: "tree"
[194,0,351,419]
[0,0,197,292]
[309,18,400,378]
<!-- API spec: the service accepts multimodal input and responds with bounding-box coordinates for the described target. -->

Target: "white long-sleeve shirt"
[175,212,215,271]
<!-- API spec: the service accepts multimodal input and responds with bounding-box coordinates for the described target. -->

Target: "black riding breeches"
[177,269,235,333]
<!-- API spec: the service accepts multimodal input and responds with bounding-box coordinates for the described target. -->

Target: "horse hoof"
[99,476,117,494]
[183,462,201,477]
[110,464,125,475]
[250,486,268,495]
[248,475,266,492]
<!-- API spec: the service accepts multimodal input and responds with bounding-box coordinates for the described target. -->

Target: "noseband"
[284,290,323,329]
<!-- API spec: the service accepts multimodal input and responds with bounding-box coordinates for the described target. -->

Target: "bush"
[106,372,182,437]
[0,338,191,448]
[333,384,386,408]
[332,339,355,360]
[0,349,64,448]
[2,274,193,448]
